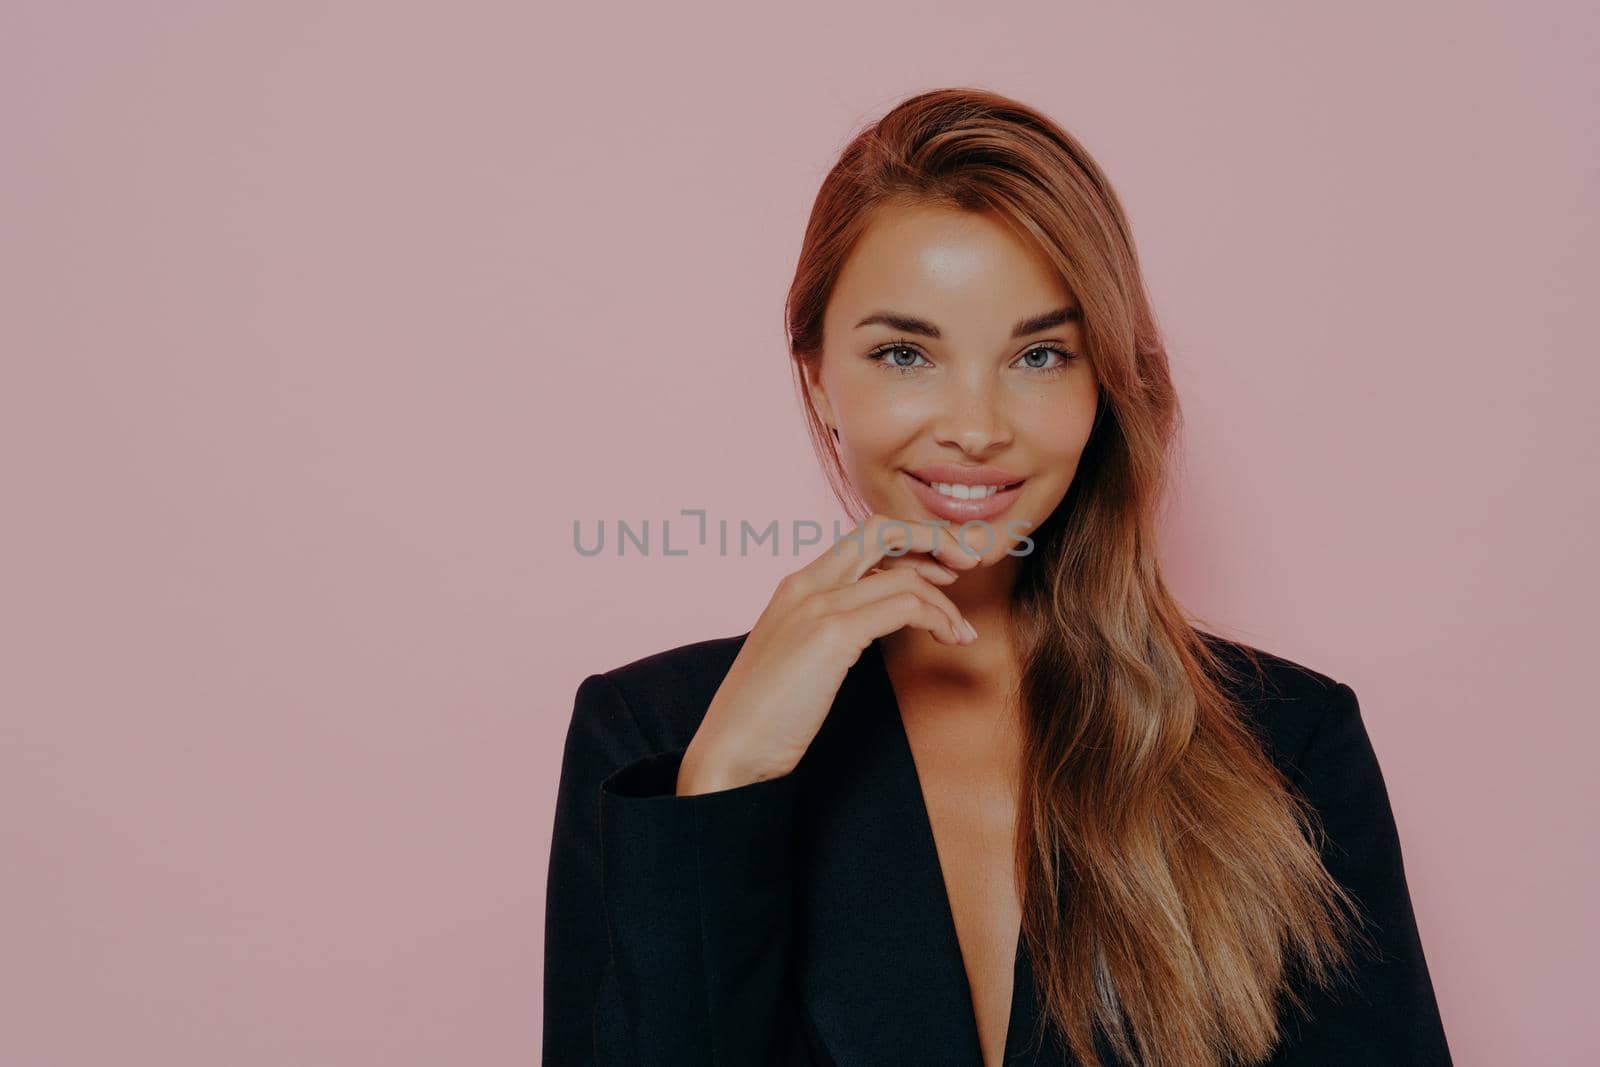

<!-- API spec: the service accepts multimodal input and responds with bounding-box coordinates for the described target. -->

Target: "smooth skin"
[680,199,1100,792]
[678,200,1101,1067]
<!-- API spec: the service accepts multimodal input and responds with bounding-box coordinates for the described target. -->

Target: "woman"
[543,88,1452,1066]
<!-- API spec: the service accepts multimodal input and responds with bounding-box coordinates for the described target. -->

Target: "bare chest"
[897,689,1025,1067]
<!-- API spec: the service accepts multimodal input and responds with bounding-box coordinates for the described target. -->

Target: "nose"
[931,373,1014,457]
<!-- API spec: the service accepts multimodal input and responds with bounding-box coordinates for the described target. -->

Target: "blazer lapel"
[790,638,1048,1065]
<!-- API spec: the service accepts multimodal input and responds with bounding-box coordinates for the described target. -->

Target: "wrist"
[677,734,790,796]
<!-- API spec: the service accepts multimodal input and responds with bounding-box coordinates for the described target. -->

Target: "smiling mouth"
[908,473,1026,500]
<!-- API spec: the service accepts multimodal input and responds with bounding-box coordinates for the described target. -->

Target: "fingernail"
[961,619,978,642]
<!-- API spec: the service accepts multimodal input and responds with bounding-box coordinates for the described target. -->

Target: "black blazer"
[542,631,1453,1066]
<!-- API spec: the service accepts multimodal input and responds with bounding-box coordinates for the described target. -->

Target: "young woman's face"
[806,200,1100,563]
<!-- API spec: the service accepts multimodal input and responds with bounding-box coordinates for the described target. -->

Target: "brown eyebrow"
[853,305,1081,339]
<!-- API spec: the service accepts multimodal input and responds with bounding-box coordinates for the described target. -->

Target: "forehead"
[825,200,1071,329]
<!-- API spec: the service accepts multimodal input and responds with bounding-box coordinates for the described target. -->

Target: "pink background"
[3,2,1595,1064]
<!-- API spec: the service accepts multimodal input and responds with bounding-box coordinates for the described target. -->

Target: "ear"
[800,356,837,434]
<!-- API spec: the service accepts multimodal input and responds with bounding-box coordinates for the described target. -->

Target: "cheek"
[834,380,924,451]
[1017,390,1098,491]
[1038,418,1095,464]
[1020,386,1096,448]
[837,373,926,420]
[833,423,900,490]
[830,395,925,506]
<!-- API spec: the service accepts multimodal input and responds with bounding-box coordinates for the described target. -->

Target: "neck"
[880,551,1023,685]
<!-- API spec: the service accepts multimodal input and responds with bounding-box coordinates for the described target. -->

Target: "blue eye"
[1014,344,1077,372]
[865,341,1080,375]
[866,342,932,373]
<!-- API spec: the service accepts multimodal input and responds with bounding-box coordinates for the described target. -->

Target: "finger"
[873,554,959,586]
[891,516,989,574]
[816,513,983,587]
[924,522,989,571]
[829,587,975,650]
[814,567,971,644]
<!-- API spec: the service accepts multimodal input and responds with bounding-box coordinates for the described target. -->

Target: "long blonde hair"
[784,87,1368,1067]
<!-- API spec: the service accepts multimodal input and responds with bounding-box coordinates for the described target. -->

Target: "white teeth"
[933,482,999,500]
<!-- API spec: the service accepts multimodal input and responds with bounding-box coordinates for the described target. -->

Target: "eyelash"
[865,340,1079,376]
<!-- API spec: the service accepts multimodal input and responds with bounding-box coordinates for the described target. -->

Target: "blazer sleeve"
[1267,682,1454,1066]
[542,672,809,1066]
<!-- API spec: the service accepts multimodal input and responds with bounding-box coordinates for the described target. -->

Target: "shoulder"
[575,626,1358,781]
[1193,629,1355,783]
[579,630,752,752]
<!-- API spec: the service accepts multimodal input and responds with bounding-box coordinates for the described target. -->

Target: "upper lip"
[907,464,1026,488]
